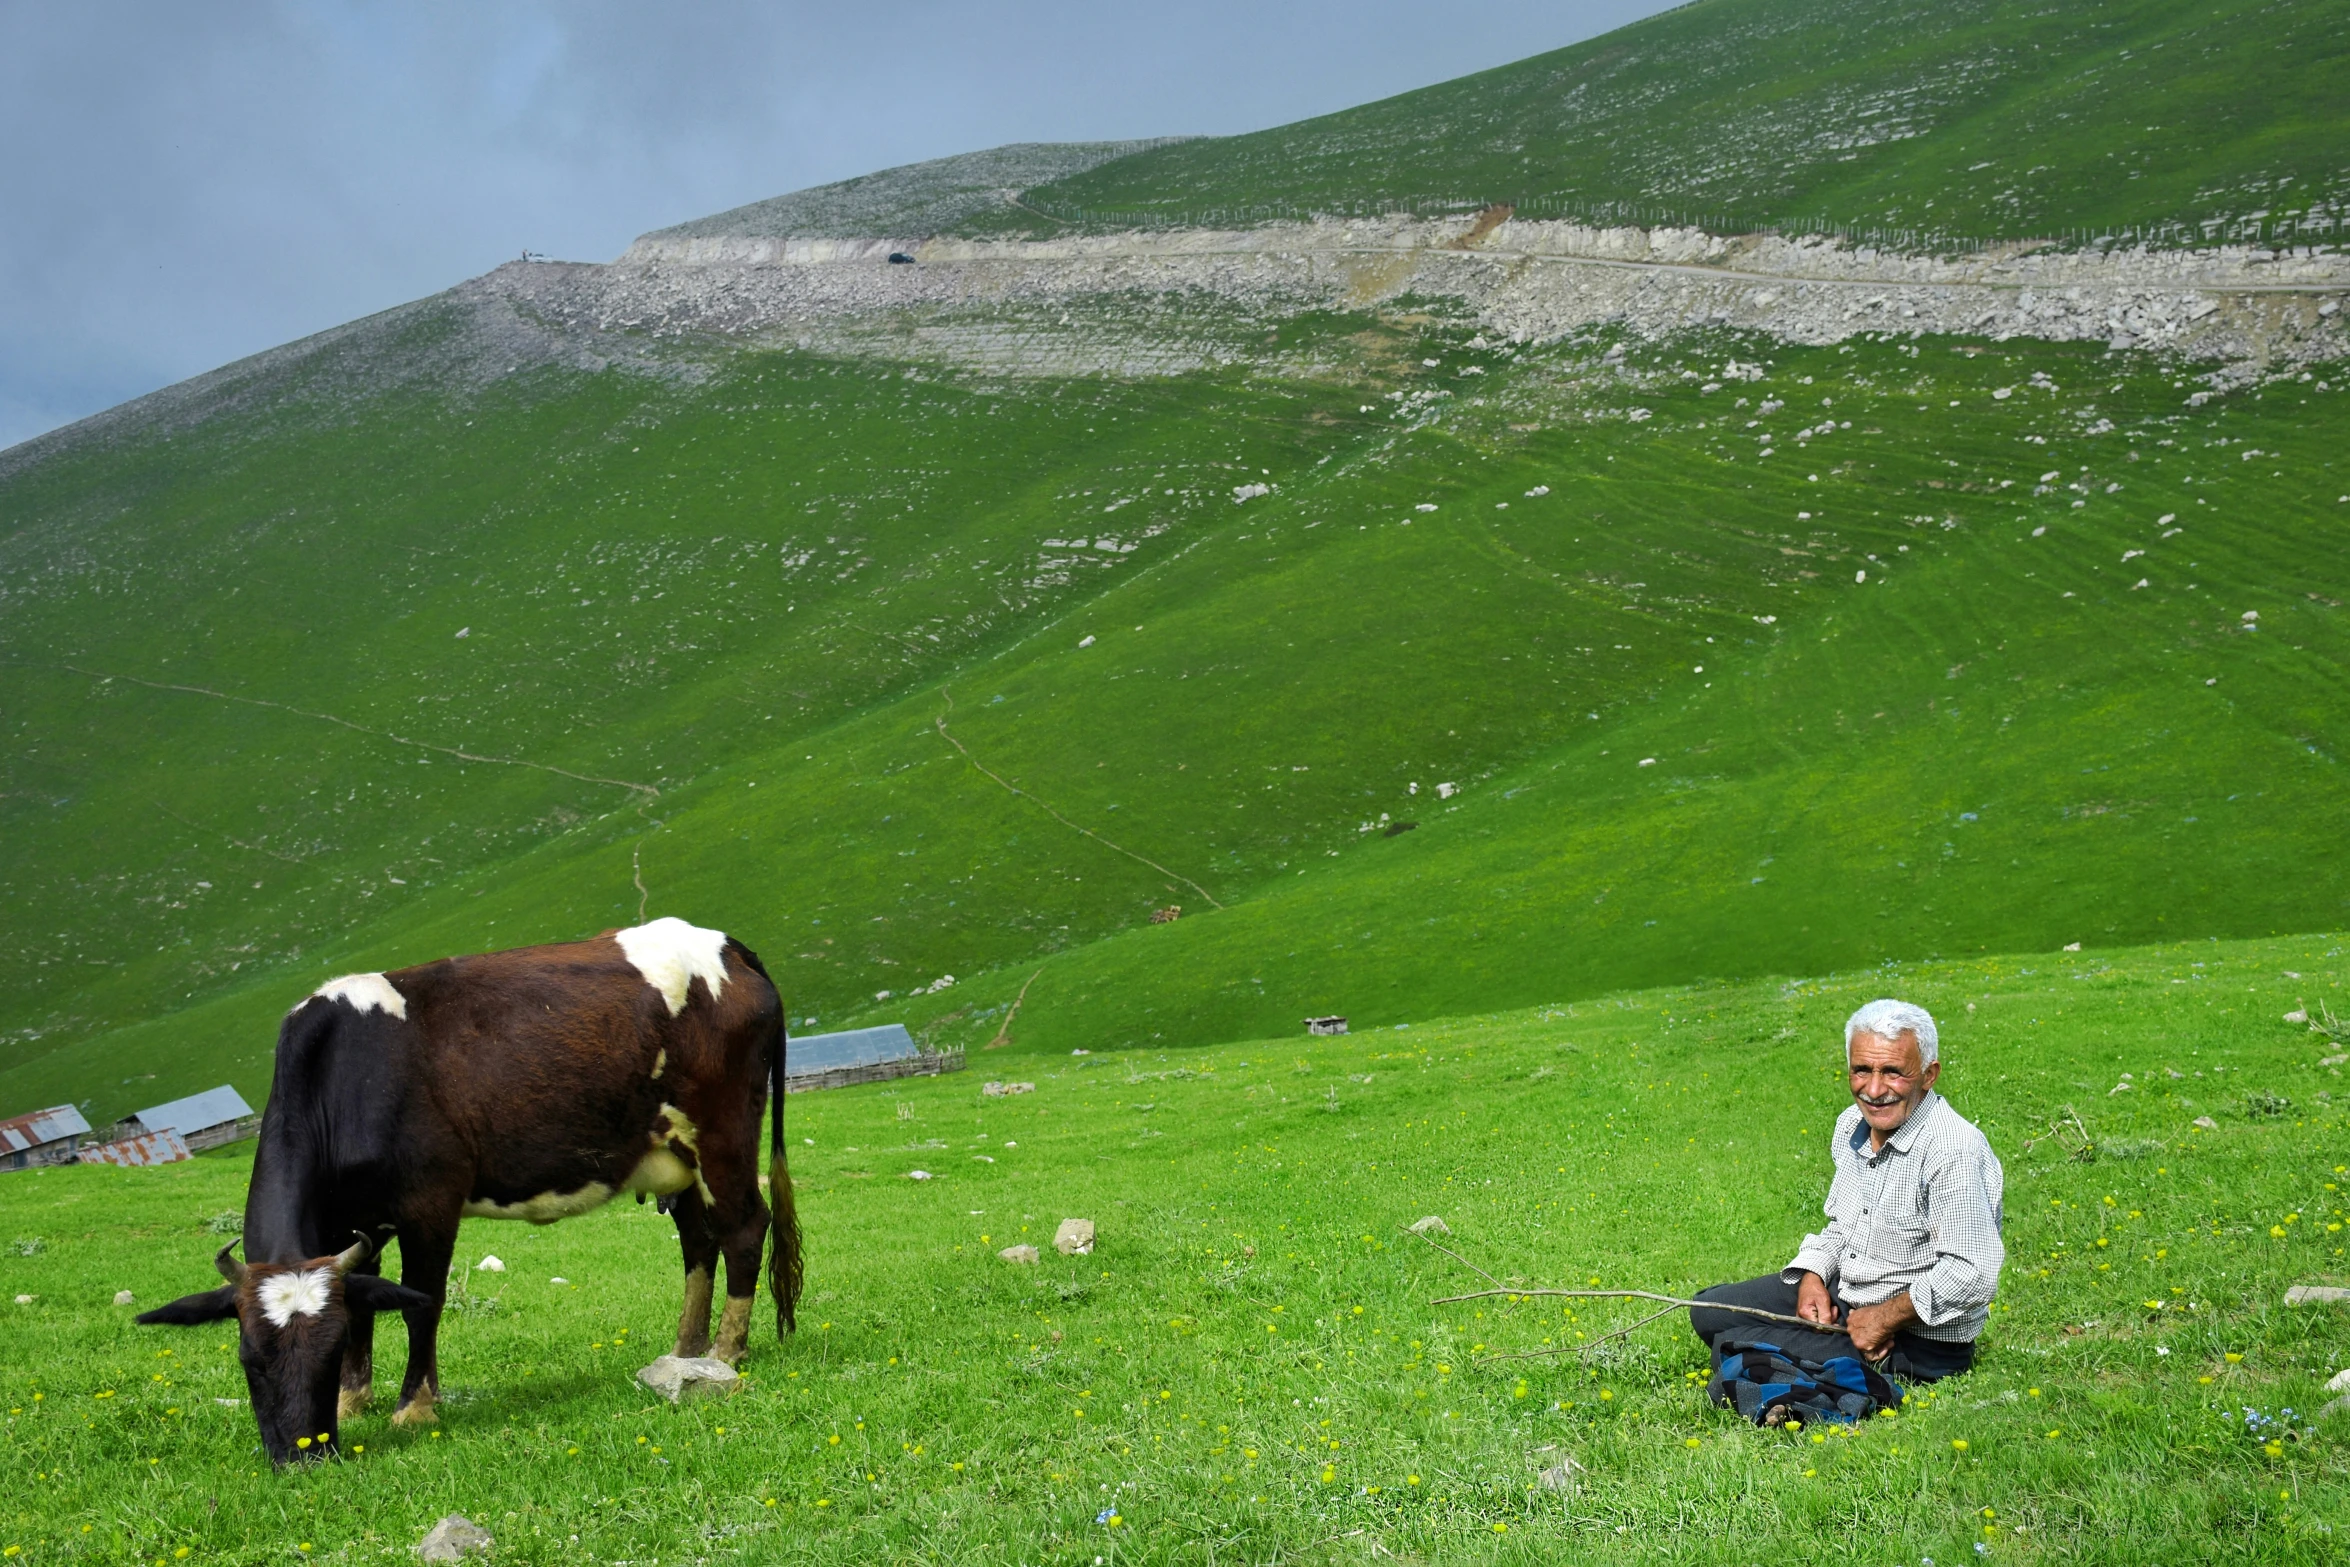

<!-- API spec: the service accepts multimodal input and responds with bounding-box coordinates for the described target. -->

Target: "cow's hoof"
[390,1399,439,1427]
[337,1386,372,1419]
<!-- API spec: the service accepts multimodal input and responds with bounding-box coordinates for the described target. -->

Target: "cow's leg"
[704,1151,771,1366]
[339,1252,382,1419]
[389,1223,455,1427]
[669,1187,719,1359]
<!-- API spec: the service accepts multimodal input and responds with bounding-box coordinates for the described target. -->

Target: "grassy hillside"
[1007,0,2350,248]
[6,301,2346,1124]
[641,140,1190,243]
[3,935,2345,1562]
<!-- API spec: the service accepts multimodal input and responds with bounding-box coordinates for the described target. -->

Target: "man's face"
[1847,1029,1939,1140]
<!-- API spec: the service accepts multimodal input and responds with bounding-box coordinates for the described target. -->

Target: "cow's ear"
[136,1286,239,1325]
[346,1275,433,1315]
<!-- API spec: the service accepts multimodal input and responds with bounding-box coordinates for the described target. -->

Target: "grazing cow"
[138,918,801,1465]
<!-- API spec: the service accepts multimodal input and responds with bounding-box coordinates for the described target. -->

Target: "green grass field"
[1006,0,2350,249]
[4,934,2346,1563]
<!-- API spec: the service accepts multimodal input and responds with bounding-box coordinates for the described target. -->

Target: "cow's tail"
[734,940,802,1336]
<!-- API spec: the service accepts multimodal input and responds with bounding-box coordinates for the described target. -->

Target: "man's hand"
[1794,1271,1835,1326]
[1846,1290,1919,1360]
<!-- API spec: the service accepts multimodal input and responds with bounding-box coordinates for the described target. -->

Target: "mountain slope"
[1013,0,2350,248]
[7,307,2345,1121]
[640,139,1190,244]
[4,0,2349,1125]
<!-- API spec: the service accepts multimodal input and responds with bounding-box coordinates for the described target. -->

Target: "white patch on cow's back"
[462,1184,615,1224]
[303,972,407,1019]
[256,1268,332,1327]
[614,918,729,1017]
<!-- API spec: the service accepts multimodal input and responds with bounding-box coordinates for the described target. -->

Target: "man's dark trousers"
[1690,1275,1975,1382]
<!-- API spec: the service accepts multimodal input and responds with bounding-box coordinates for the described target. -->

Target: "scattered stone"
[2063,942,2082,952]
[636,1355,741,1404]
[549,1277,569,1286]
[1054,1218,1096,1256]
[2285,1285,2350,1306]
[113,1290,134,1306]
[416,1515,493,1563]
[998,1244,1040,1264]
[906,1170,934,1181]
[13,1294,33,1305]
[2192,1116,2219,1130]
[2327,1367,2350,1393]
[982,1081,1035,1097]
[1407,1215,1451,1236]
[2323,1054,2348,1069]
[2320,1393,2350,1421]
[2285,1008,2310,1024]
[474,1255,505,1273]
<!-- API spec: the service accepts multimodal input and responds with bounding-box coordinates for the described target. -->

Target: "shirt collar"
[1849,1090,1943,1157]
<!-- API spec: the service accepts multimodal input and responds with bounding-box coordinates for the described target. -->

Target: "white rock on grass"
[1407,1215,1451,1236]
[2285,1285,2350,1305]
[1054,1218,1096,1256]
[475,1255,505,1273]
[113,1290,135,1306]
[2193,1116,2219,1131]
[416,1515,493,1563]
[636,1355,741,1404]
[998,1244,1041,1264]
[1537,1452,1587,1491]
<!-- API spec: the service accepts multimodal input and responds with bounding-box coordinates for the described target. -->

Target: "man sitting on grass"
[1690,998,2004,1382]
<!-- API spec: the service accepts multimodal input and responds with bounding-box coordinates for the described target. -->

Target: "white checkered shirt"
[1783,1090,2005,1342]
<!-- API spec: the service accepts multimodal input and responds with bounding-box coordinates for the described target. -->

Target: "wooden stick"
[1477,1303,1686,1363]
[1395,1224,1505,1288]
[1430,1285,1817,1330]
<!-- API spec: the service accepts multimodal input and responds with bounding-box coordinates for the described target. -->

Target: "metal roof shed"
[0,1104,92,1171]
[782,1024,963,1093]
[788,1024,919,1075]
[129,1085,255,1138]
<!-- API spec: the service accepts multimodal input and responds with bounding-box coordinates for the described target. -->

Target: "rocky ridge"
[537,211,2350,374]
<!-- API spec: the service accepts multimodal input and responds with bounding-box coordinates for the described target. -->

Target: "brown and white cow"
[139,917,801,1465]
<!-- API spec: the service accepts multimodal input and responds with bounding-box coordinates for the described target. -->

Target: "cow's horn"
[329,1238,372,1276]
[214,1241,250,1287]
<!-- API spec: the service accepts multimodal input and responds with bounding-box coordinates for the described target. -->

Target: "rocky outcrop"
[530,213,2350,371]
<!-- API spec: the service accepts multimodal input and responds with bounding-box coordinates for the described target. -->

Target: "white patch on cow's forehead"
[256,1268,333,1327]
[304,972,407,1019]
[614,918,728,1017]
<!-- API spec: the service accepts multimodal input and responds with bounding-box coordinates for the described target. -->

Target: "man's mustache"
[1855,1091,1907,1107]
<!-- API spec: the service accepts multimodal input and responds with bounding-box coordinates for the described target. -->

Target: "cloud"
[0,1,1664,450]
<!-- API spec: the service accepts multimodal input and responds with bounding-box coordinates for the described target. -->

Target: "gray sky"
[0,1,1668,451]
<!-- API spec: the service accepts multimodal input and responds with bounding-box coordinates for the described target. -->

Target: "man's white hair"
[1844,998,1939,1067]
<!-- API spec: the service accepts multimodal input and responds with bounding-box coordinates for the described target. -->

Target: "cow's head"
[138,1239,428,1465]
